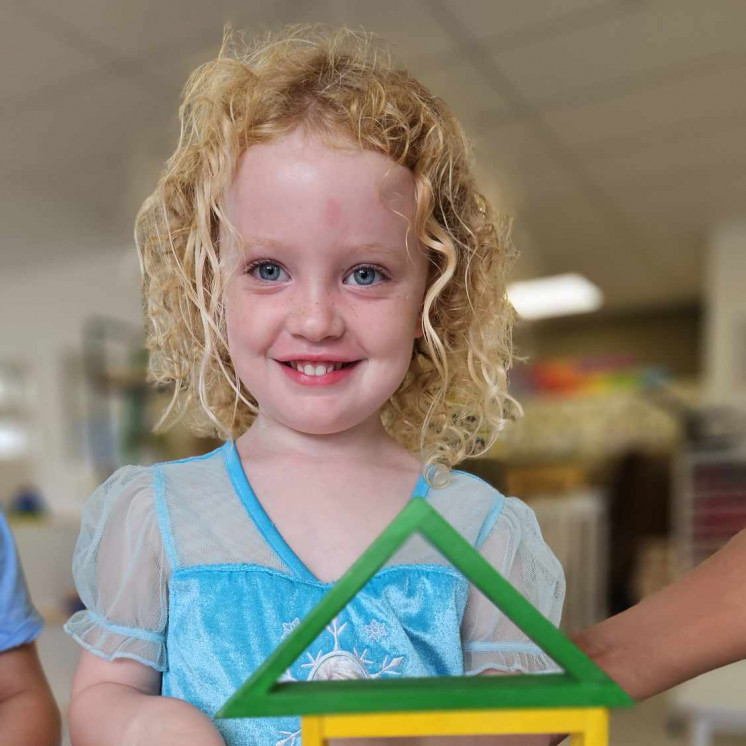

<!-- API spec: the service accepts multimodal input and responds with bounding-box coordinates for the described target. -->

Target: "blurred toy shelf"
[490,389,684,466]
[460,378,697,632]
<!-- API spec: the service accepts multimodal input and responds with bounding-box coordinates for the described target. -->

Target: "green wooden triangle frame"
[217,497,633,719]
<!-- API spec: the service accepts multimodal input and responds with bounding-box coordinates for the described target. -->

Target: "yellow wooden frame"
[302,706,608,745]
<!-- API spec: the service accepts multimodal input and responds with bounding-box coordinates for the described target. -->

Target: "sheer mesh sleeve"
[462,497,565,676]
[63,466,169,671]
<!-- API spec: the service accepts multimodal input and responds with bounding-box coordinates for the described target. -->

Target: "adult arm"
[0,641,60,746]
[572,527,746,701]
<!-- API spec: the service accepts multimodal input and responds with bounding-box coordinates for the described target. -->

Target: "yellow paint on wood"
[301,715,324,746]
[300,706,609,743]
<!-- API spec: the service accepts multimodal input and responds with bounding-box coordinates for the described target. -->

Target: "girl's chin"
[281,418,372,436]
[263,407,386,436]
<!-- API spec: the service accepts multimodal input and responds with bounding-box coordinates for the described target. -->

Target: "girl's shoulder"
[78,464,158,545]
[105,443,228,498]
[426,468,550,551]
[382,468,506,566]
[81,444,228,528]
[386,468,548,571]
[425,468,505,541]
[152,442,238,517]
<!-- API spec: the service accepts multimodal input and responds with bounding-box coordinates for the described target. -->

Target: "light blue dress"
[0,512,44,652]
[65,441,565,746]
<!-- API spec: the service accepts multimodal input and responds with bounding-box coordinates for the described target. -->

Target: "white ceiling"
[2,0,745,311]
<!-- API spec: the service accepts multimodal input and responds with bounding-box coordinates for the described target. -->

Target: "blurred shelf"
[674,443,746,572]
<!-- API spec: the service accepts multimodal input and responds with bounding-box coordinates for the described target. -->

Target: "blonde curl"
[136,24,522,487]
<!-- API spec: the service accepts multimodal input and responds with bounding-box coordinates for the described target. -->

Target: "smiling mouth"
[280,360,359,376]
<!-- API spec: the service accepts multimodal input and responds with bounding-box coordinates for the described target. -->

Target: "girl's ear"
[415,312,424,339]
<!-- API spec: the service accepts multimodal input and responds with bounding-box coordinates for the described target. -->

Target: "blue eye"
[345,265,386,287]
[247,262,287,282]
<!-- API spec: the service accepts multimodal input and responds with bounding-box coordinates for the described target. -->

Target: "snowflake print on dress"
[281,617,301,639]
[275,616,404,745]
[362,619,387,642]
[275,729,301,746]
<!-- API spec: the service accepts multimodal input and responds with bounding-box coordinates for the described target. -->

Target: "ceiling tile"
[1,0,744,313]
[410,58,511,129]
[0,5,101,101]
[492,3,746,106]
[0,169,113,265]
[583,125,746,190]
[0,75,162,174]
[280,0,456,62]
[145,40,227,107]
[20,0,262,59]
[436,0,608,43]
[0,73,168,249]
[473,121,557,185]
[515,198,701,311]
[22,0,453,64]
[606,170,746,231]
[148,1,461,123]
[539,64,746,154]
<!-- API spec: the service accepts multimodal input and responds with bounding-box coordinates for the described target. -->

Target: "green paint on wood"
[217,498,632,718]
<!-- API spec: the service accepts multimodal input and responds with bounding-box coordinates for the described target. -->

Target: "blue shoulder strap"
[152,464,180,571]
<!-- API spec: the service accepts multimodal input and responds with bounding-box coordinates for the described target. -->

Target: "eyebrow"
[240,235,289,251]
[348,242,407,259]
[241,236,406,258]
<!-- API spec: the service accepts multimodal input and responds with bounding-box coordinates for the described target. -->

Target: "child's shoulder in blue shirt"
[0,512,44,652]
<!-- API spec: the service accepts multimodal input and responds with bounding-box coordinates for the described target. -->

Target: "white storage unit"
[528,489,608,633]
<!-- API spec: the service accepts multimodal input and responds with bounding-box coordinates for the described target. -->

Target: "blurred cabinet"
[462,458,608,632]
[528,489,608,633]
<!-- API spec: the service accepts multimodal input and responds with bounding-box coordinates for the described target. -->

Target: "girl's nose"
[286,287,345,341]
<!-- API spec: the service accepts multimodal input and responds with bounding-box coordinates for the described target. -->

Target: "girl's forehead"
[221,131,423,269]
[227,129,415,216]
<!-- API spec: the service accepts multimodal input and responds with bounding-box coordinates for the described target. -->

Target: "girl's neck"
[236,410,404,466]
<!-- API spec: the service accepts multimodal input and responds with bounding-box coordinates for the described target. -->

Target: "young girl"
[64,26,565,746]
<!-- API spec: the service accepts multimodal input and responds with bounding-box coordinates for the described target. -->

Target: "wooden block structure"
[217,497,633,743]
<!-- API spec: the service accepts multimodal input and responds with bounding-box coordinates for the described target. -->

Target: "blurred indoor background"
[2,1,745,744]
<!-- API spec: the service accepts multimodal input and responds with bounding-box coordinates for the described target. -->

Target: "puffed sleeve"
[461,497,565,676]
[63,466,169,671]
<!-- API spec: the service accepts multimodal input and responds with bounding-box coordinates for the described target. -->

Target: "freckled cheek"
[225,297,276,356]
[361,301,421,354]
[388,293,424,330]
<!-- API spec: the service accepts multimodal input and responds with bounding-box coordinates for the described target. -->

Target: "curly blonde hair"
[136,25,522,486]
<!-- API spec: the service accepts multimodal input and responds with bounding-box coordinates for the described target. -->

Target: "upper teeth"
[289,361,346,376]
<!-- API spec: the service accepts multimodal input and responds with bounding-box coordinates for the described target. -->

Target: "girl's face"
[223,128,429,437]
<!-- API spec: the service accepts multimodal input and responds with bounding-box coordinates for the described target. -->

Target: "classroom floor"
[40,626,746,746]
[611,693,746,746]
